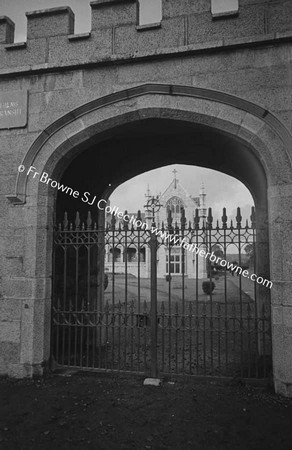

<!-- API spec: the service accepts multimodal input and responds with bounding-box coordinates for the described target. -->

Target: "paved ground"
[104,273,253,305]
[0,371,291,449]
[229,275,256,301]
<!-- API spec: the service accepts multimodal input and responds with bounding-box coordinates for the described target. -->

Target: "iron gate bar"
[181,208,186,374]
[207,207,214,374]
[222,208,228,368]
[194,209,200,373]
[150,222,158,378]
[251,207,260,378]
[124,222,128,371]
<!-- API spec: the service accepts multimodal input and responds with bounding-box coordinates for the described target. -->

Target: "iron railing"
[51,207,271,379]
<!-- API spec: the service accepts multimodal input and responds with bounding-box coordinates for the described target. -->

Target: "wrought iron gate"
[51,207,271,379]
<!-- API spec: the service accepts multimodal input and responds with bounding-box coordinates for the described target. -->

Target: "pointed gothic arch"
[6,84,292,396]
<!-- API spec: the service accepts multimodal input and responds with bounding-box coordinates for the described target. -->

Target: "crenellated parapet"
[0,0,291,74]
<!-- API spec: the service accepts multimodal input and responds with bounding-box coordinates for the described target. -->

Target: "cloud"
[1,0,92,42]
[109,164,254,224]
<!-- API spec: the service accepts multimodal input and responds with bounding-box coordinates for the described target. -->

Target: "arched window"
[140,247,146,263]
[126,248,137,263]
[109,247,121,263]
[166,197,184,220]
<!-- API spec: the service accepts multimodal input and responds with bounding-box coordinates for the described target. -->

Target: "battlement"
[25,7,74,39]
[91,0,137,29]
[0,0,291,74]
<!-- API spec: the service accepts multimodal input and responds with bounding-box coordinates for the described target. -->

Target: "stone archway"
[7,84,292,396]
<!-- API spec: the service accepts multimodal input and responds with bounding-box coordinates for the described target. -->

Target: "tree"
[212,244,224,258]
[244,243,254,267]
[206,245,224,277]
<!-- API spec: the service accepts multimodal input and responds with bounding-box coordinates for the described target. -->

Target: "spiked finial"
[194,208,200,230]
[180,207,186,231]
[123,210,129,230]
[86,211,92,230]
[207,207,213,229]
[63,211,68,230]
[167,208,173,230]
[236,207,242,229]
[75,211,80,230]
[222,208,227,229]
[250,206,256,228]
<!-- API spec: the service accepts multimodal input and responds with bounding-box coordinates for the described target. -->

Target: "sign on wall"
[0,90,28,129]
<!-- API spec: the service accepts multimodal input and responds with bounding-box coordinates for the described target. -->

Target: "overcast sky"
[110,164,254,225]
[0,0,162,41]
[1,0,253,223]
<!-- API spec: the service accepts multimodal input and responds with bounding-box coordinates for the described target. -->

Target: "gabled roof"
[159,178,200,207]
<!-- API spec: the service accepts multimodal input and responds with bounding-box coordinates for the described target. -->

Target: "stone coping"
[25,6,74,19]
[212,10,239,20]
[0,16,15,26]
[136,22,162,32]
[90,0,136,8]
[4,42,27,51]
[68,32,91,41]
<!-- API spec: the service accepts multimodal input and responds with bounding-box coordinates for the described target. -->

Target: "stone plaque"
[0,90,28,129]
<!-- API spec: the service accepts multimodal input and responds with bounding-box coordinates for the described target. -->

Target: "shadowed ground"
[52,273,271,378]
[0,372,291,450]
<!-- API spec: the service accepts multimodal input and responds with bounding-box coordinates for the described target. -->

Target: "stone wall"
[0,0,291,396]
